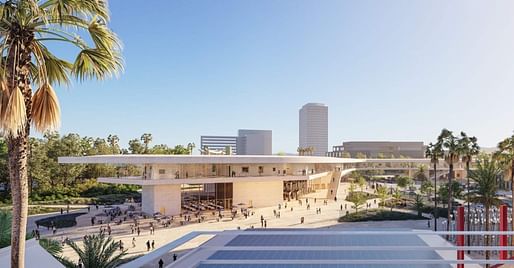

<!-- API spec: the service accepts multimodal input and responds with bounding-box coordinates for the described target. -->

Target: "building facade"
[327,141,425,158]
[202,129,273,155]
[200,136,238,155]
[299,103,328,156]
[59,155,356,215]
[236,129,272,155]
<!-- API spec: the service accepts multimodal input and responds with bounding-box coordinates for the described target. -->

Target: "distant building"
[200,136,238,155]
[327,141,425,158]
[201,129,273,155]
[299,103,328,156]
[237,129,272,155]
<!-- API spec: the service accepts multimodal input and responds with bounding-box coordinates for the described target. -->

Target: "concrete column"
[233,181,283,208]
[142,184,181,216]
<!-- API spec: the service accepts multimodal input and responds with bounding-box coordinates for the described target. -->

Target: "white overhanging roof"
[58,155,366,165]
[0,239,64,268]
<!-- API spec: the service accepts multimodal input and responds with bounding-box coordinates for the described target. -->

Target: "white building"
[58,155,466,216]
[200,136,238,155]
[299,103,328,156]
[236,129,272,155]
[59,155,359,215]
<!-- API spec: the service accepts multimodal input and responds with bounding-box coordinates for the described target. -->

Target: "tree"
[493,133,514,252]
[140,133,152,153]
[413,194,424,217]
[348,193,366,212]
[128,139,144,154]
[420,180,434,201]
[355,152,367,159]
[341,152,351,158]
[107,135,120,154]
[64,234,127,268]
[391,188,402,211]
[376,185,389,208]
[0,1,122,266]
[187,142,195,155]
[438,181,463,206]
[0,210,11,248]
[414,165,428,182]
[426,141,443,230]
[349,182,356,194]
[469,159,502,267]
[458,131,479,249]
[357,176,366,192]
[438,129,461,232]
[396,176,412,189]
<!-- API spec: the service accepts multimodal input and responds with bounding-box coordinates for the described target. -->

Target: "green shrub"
[339,209,428,222]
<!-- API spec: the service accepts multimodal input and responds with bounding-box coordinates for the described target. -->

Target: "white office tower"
[237,129,272,155]
[299,103,328,156]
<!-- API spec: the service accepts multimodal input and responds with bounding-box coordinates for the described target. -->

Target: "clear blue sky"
[53,0,514,153]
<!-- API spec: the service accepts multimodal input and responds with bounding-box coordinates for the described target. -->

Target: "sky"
[51,0,514,153]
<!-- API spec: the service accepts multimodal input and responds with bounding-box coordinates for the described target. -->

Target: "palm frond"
[32,83,60,132]
[41,0,110,22]
[72,48,123,81]
[3,86,27,136]
[39,238,63,256]
[88,19,121,52]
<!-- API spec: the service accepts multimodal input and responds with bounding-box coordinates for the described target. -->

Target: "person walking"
[158,259,164,268]
[132,237,136,248]
[146,240,150,251]
[152,240,155,249]
[137,227,141,236]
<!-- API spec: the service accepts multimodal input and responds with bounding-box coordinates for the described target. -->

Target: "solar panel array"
[194,232,452,268]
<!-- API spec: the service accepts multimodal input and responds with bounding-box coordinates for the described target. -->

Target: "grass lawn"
[339,209,428,222]
[345,191,378,201]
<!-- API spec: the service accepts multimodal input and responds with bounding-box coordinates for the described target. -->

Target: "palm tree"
[438,129,461,232]
[458,131,479,249]
[0,1,122,266]
[426,142,443,230]
[414,165,428,182]
[140,133,152,153]
[493,133,514,254]
[187,142,195,155]
[107,134,120,154]
[64,234,127,268]
[469,159,502,268]
[391,188,402,211]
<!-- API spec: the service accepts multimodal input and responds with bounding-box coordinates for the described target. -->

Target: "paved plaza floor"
[35,182,436,263]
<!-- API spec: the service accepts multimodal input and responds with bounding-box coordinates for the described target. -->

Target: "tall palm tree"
[187,142,195,155]
[140,133,152,153]
[438,129,461,233]
[458,131,479,250]
[425,142,443,230]
[469,159,502,268]
[0,1,122,266]
[107,134,120,154]
[493,133,514,254]
[63,234,127,268]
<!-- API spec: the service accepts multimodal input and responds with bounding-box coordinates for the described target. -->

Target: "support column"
[142,184,182,216]
[500,204,508,260]
[457,206,464,268]
[233,181,283,208]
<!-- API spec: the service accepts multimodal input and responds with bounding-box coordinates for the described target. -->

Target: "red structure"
[500,204,508,260]
[457,206,464,268]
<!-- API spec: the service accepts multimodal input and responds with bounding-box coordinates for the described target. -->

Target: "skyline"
[49,0,514,153]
